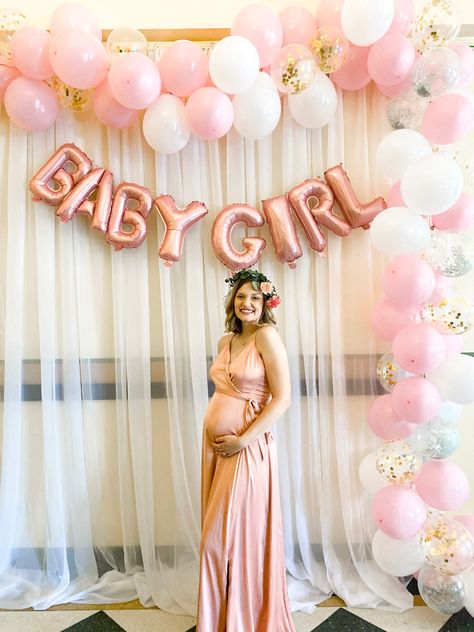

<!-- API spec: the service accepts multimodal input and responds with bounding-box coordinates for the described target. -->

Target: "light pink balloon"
[385,181,406,207]
[316,0,344,28]
[376,74,412,97]
[428,271,454,304]
[416,460,469,510]
[386,0,415,36]
[373,485,427,539]
[432,193,474,232]
[0,63,20,103]
[50,2,102,40]
[232,5,283,67]
[93,80,138,129]
[370,298,422,341]
[368,34,415,86]
[454,515,474,537]
[159,40,208,98]
[279,6,317,46]
[108,53,161,110]
[49,28,108,89]
[450,43,474,88]
[422,94,474,145]
[4,77,58,131]
[11,27,53,81]
[331,45,371,91]
[392,376,441,424]
[382,255,435,306]
[185,87,233,140]
[368,394,416,440]
[393,324,446,374]
[444,333,464,355]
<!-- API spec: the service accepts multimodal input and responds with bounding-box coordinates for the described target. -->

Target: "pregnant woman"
[197,269,295,632]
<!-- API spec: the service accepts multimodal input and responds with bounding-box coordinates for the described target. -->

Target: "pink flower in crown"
[260,281,273,295]
[267,296,281,309]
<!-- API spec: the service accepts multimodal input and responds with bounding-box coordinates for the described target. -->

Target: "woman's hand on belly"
[212,434,246,458]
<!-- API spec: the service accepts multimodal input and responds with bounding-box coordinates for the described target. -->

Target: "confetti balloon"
[420,517,474,576]
[270,44,317,94]
[376,352,413,393]
[425,231,474,278]
[106,27,147,58]
[418,565,465,614]
[422,291,474,336]
[412,48,461,98]
[375,440,423,484]
[0,8,26,61]
[309,26,349,74]
[387,90,427,130]
[412,0,460,51]
[410,417,459,459]
[49,75,94,112]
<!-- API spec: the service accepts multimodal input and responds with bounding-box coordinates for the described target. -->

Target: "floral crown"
[225,269,281,309]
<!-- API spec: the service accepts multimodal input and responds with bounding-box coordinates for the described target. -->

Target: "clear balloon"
[270,44,317,94]
[209,35,260,96]
[412,47,461,98]
[423,290,474,336]
[450,43,474,88]
[375,440,423,484]
[418,566,465,614]
[425,230,474,278]
[410,417,459,459]
[372,530,425,576]
[376,353,414,393]
[50,75,94,112]
[376,129,432,182]
[232,72,281,140]
[288,72,337,129]
[370,207,431,256]
[106,27,147,58]
[387,89,427,130]
[0,8,26,61]
[143,94,190,154]
[412,0,460,51]
[310,26,349,74]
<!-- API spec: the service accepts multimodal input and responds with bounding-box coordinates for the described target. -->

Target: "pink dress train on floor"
[197,331,295,632]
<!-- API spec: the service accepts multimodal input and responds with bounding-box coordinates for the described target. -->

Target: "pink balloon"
[316,0,344,28]
[376,74,412,97]
[0,63,20,103]
[370,298,422,341]
[279,6,317,46]
[106,183,153,250]
[232,5,283,67]
[450,43,474,88]
[392,376,441,424]
[428,271,454,305]
[422,94,474,145]
[331,45,371,91]
[262,194,303,266]
[381,255,435,306]
[50,2,101,40]
[393,324,446,373]
[4,77,58,132]
[154,195,209,265]
[385,181,406,207]
[416,460,469,510]
[108,53,161,110]
[432,192,474,232]
[159,40,208,98]
[454,515,474,537]
[386,0,415,36]
[93,80,138,129]
[185,87,233,140]
[211,203,266,271]
[444,333,464,355]
[372,485,426,539]
[49,28,108,89]
[367,394,416,440]
[11,27,53,81]
[368,35,415,86]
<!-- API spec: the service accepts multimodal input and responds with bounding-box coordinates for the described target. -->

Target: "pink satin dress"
[197,330,295,632]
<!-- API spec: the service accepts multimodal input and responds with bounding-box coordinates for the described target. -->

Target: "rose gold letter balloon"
[324,164,386,229]
[55,168,105,223]
[262,195,302,268]
[106,182,153,250]
[29,143,92,205]
[211,204,266,271]
[289,179,351,243]
[78,170,114,233]
[154,195,209,265]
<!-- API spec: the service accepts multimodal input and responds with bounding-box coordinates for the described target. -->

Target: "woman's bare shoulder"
[217,333,233,353]
[255,324,281,348]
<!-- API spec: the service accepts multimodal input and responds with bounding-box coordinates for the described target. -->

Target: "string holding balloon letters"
[29,143,386,270]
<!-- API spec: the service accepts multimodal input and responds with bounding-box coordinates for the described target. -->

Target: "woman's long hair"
[224,278,277,333]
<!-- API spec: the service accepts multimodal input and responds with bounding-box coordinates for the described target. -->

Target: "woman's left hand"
[212,434,245,457]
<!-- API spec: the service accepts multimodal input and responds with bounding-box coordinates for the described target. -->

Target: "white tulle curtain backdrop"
[0,80,416,612]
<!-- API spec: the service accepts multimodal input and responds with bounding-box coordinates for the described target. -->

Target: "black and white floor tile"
[0,606,473,632]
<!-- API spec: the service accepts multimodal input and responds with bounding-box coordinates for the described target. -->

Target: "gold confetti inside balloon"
[412,0,460,51]
[0,8,27,61]
[270,43,317,94]
[50,76,94,113]
[420,517,474,575]
[310,26,349,74]
[376,352,414,393]
[375,440,423,484]
[106,27,148,58]
[422,292,474,335]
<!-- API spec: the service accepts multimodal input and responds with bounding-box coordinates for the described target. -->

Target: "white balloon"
[232,72,281,140]
[143,94,190,154]
[288,72,337,129]
[358,452,387,494]
[428,354,474,404]
[370,207,431,256]
[209,35,260,95]
[400,153,464,215]
[341,0,395,46]
[372,530,425,576]
[376,130,432,182]
[438,400,463,423]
